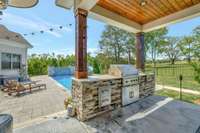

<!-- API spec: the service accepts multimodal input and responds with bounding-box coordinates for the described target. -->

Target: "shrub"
[191,62,200,83]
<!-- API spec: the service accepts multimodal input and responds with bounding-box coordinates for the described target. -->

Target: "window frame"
[1,53,12,70]
[12,54,21,70]
[1,53,22,70]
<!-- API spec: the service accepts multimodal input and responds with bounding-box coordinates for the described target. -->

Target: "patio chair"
[2,80,17,92]
[7,81,28,96]
[8,81,46,96]
[29,82,46,92]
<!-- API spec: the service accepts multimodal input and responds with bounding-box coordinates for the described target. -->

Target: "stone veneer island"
[72,73,155,121]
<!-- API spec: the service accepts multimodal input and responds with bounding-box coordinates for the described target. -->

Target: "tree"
[123,33,135,64]
[160,37,181,64]
[92,59,100,74]
[191,62,200,84]
[28,54,75,76]
[99,25,135,64]
[179,36,194,62]
[95,53,112,74]
[192,26,200,60]
[144,28,168,68]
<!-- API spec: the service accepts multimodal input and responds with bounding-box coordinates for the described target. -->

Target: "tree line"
[28,25,200,82]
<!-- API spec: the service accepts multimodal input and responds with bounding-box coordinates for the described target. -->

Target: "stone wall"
[72,74,155,121]
[139,74,155,98]
[72,78,122,121]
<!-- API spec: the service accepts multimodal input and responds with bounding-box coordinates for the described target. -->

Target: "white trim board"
[90,5,142,33]
[0,39,32,49]
[142,3,200,32]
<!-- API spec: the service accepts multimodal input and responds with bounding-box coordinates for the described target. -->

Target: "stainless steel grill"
[109,65,140,106]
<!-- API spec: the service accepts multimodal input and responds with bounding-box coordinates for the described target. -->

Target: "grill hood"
[108,64,138,77]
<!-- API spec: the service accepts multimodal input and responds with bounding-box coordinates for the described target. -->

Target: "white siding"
[0,43,28,76]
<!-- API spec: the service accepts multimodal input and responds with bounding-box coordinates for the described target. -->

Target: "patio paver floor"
[14,95,200,133]
[0,75,67,126]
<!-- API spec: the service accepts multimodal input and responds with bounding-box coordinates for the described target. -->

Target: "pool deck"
[0,75,67,127]
[14,95,200,133]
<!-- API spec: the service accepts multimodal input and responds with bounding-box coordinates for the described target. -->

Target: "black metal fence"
[146,64,200,91]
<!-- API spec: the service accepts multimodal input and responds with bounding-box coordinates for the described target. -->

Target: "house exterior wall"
[0,39,28,76]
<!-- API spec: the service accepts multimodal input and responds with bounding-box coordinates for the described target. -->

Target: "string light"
[1,23,73,40]
[22,24,72,37]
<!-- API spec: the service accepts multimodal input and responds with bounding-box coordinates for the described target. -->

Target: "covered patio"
[1,0,200,132]
[56,0,200,77]
[55,0,200,121]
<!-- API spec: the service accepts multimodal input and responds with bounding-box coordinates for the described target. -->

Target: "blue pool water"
[52,75,73,91]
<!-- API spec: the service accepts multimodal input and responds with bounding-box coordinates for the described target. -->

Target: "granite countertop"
[72,74,121,82]
[72,73,154,82]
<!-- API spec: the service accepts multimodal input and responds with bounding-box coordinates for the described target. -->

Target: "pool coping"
[49,76,72,96]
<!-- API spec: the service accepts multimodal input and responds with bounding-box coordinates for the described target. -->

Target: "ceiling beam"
[56,0,99,11]
[75,0,99,11]
[89,5,142,33]
[143,3,200,32]
[55,0,74,10]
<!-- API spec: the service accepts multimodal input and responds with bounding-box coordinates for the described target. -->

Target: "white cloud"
[88,48,98,55]
[2,12,72,37]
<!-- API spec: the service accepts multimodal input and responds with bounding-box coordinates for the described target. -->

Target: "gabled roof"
[0,25,33,48]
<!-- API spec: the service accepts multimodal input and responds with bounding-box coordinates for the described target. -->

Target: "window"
[12,54,21,69]
[1,53,21,70]
[1,53,11,69]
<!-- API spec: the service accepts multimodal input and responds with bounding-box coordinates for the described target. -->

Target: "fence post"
[179,74,183,101]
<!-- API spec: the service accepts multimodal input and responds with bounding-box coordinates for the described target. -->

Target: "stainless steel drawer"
[122,85,139,106]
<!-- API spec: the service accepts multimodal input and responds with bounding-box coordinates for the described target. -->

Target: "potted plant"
[64,96,72,109]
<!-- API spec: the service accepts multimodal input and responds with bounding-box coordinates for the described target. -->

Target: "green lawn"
[146,62,200,91]
[155,89,200,104]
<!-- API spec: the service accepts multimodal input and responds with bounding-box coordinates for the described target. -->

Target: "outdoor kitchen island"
[72,65,155,121]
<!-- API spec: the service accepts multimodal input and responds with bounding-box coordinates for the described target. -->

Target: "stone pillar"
[135,32,145,71]
[75,8,88,79]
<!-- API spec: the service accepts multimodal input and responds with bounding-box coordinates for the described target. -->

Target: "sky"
[1,0,200,56]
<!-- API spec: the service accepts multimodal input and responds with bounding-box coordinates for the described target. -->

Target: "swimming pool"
[51,75,73,92]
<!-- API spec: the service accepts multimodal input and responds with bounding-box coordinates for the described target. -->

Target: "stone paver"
[14,96,200,133]
[0,75,67,126]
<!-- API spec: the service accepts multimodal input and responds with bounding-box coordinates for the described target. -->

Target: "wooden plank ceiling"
[97,0,200,24]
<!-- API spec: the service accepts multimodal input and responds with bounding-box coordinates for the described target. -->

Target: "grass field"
[155,89,200,104]
[146,62,200,91]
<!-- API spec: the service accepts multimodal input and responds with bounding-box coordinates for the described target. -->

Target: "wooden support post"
[135,32,145,71]
[75,8,88,79]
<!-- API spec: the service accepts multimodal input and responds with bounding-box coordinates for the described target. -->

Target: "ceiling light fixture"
[140,0,147,6]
